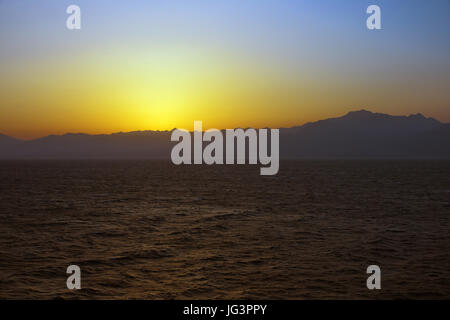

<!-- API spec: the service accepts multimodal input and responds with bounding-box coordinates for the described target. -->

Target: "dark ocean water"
[0,160,449,299]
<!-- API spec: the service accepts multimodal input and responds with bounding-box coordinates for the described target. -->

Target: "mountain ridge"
[1,110,449,159]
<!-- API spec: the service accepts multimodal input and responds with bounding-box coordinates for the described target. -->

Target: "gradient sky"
[0,0,449,139]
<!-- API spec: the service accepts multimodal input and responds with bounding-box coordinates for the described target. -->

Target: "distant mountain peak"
[346,109,373,115]
[0,133,20,141]
[339,109,441,124]
[408,113,425,119]
[342,109,375,119]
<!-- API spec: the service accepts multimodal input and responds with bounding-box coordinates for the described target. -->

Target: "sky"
[0,0,449,139]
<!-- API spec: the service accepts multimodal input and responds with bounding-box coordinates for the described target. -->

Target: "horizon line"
[1,109,446,141]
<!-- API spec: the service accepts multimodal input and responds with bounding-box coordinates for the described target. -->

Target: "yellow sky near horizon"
[2,45,449,140]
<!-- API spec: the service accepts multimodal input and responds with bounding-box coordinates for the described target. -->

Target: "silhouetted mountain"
[0,110,449,159]
[292,110,441,136]
[0,134,22,150]
[1,131,172,159]
[281,110,449,158]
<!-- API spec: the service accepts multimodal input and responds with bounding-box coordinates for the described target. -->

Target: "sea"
[0,160,449,299]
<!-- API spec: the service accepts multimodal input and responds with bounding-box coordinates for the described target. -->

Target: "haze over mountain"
[1,110,449,159]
